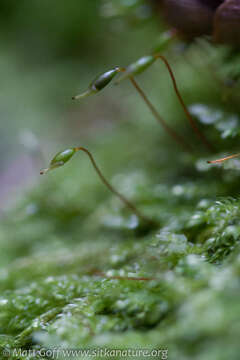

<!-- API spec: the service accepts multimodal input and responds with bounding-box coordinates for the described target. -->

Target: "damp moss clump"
[1,44,240,359]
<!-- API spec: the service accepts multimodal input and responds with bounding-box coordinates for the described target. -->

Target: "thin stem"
[93,270,155,281]
[128,76,193,152]
[207,153,240,164]
[75,147,155,225]
[154,54,215,152]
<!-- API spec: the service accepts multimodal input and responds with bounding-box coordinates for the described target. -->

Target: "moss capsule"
[40,148,76,174]
[73,67,121,100]
[116,56,156,83]
[91,67,121,91]
[40,146,156,226]
[152,29,177,53]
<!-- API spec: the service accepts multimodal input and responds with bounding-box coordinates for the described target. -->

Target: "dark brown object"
[155,0,240,46]
[214,0,240,45]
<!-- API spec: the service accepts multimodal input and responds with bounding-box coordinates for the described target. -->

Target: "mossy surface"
[1,44,240,359]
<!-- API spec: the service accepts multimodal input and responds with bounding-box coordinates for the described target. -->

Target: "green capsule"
[50,148,76,165]
[90,67,121,91]
[115,56,156,83]
[151,30,176,54]
[73,67,121,100]
[40,148,76,174]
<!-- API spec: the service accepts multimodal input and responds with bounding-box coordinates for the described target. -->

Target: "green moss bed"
[1,44,240,359]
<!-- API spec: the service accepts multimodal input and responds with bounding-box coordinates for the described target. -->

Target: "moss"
[1,43,240,359]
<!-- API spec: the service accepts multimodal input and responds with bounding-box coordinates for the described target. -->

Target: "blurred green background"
[0,0,161,206]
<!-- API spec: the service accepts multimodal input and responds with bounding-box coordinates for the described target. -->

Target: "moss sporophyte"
[72,49,213,152]
[40,147,155,226]
[40,148,75,174]
[72,67,121,100]
[208,152,240,164]
[42,30,223,230]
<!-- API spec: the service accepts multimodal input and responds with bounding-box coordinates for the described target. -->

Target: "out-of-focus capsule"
[116,55,156,83]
